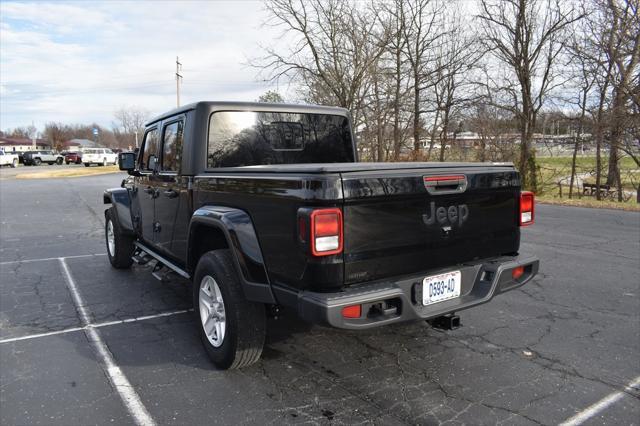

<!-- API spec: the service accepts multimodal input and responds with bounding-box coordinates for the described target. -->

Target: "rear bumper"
[278,254,539,330]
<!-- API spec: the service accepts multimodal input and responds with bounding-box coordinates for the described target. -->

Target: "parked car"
[82,148,118,167]
[0,149,19,168]
[23,150,63,166]
[64,152,82,164]
[104,101,539,370]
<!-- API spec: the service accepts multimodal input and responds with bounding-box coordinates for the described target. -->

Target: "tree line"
[1,107,150,153]
[257,0,639,198]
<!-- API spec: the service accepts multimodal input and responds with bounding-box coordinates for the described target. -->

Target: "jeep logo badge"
[423,202,469,227]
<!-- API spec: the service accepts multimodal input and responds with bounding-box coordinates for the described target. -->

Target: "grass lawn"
[536,155,639,210]
[16,165,121,179]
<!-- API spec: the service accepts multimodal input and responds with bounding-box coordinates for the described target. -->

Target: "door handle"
[163,189,179,199]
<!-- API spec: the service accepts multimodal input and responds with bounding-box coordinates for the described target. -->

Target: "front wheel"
[56,158,63,165]
[193,250,266,369]
[105,208,134,269]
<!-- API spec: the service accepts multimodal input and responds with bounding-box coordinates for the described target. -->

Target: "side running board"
[133,242,190,279]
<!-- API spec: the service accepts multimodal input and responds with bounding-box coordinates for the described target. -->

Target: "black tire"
[56,158,63,165]
[105,208,134,269]
[193,250,265,369]
[33,158,41,166]
[84,163,90,167]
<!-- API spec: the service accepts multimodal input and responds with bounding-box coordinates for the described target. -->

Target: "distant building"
[62,139,102,150]
[0,137,51,152]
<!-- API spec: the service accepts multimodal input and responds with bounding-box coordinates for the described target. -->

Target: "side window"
[139,128,159,171]
[161,120,184,172]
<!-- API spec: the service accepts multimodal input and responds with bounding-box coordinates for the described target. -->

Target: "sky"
[0,0,293,133]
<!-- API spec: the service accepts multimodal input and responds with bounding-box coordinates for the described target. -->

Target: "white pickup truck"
[82,148,118,167]
[0,150,19,168]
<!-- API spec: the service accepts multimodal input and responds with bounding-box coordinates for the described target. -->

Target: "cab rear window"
[207,111,354,168]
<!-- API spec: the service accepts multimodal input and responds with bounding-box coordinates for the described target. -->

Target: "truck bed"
[196,161,521,290]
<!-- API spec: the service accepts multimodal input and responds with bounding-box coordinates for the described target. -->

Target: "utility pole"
[176,56,183,107]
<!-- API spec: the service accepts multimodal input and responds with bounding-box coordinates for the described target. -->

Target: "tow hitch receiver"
[428,314,461,330]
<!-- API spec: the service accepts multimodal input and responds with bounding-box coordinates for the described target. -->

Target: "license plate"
[423,270,461,306]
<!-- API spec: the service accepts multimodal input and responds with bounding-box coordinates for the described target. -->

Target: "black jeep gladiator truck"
[104,101,539,369]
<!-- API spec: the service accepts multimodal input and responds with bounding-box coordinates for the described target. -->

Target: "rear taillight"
[310,208,343,256]
[520,191,535,226]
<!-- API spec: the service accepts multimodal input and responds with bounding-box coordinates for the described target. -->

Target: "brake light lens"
[520,191,535,226]
[310,208,343,256]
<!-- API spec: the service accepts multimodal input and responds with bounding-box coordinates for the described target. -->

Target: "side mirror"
[118,152,136,171]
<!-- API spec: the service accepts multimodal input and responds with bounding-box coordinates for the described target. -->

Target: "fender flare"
[103,188,134,234]
[188,206,275,304]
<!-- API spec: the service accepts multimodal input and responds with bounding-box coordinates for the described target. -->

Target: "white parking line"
[0,309,192,344]
[58,257,156,426]
[560,375,640,426]
[0,253,107,266]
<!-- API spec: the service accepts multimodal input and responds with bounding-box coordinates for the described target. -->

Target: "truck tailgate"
[340,165,520,285]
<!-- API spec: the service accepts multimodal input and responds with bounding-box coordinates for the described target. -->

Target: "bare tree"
[478,0,580,191]
[574,0,639,200]
[601,0,639,200]
[258,0,389,128]
[44,123,73,152]
[113,106,150,149]
[379,1,412,160]
[567,17,599,198]
[430,9,480,161]
[400,0,445,155]
[5,125,37,140]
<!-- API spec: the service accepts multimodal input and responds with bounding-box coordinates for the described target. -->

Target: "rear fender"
[188,206,275,304]
[103,188,134,234]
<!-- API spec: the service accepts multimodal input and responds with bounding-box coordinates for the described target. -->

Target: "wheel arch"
[103,188,134,235]
[188,206,275,304]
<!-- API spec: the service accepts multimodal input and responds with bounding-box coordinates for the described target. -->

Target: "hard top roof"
[145,101,350,126]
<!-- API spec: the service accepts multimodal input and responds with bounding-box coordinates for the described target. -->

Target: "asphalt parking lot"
[0,173,638,425]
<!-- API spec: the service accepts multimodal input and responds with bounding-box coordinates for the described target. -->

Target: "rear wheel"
[193,250,265,369]
[84,163,90,167]
[105,208,134,269]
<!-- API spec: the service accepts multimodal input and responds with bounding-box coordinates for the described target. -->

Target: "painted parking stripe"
[560,375,640,426]
[58,257,156,426]
[0,309,192,344]
[0,253,107,266]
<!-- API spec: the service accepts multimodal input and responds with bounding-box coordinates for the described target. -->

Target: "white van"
[82,148,118,167]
